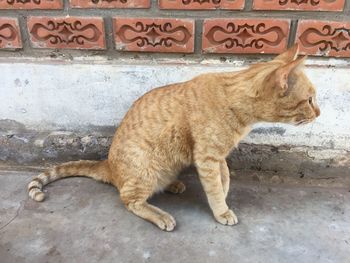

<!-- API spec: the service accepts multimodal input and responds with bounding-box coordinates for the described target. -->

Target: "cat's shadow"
[149,168,264,219]
[150,168,211,216]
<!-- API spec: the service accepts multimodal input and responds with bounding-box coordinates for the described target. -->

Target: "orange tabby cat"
[28,44,320,231]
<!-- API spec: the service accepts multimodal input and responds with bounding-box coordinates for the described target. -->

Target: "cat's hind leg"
[120,179,176,231]
[126,201,176,231]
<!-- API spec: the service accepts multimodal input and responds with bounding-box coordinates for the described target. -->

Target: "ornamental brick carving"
[0,0,63,9]
[27,17,106,49]
[159,0,244,10]
[70,0,150,8]
[0,17,22,49]
[114,18,194,53]
[296,20,350,57]
[202,19,290,54]
[253,0,345,11]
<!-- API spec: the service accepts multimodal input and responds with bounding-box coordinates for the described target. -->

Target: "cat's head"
[258,44,320,125]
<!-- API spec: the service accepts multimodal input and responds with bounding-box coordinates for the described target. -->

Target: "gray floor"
[1,169,349,263]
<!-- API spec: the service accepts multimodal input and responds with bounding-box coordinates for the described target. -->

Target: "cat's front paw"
[214,209,238,226]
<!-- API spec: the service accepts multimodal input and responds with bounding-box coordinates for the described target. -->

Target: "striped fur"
[28,44,320,231]
[28,160,110,201]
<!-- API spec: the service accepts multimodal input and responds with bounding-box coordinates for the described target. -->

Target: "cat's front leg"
[195,157,238,226]
[220,160,230,199]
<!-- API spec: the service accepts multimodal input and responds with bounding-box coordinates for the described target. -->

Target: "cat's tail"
[27,160,111,202]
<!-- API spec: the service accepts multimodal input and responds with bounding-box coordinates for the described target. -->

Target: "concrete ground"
[1,168,349,263]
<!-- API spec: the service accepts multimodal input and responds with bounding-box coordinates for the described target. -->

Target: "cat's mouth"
[295,118,314,126]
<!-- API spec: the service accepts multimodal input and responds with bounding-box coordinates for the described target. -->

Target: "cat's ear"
[274,55,307,96]
[274,43,299,63]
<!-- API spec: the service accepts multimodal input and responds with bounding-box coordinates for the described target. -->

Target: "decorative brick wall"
[0,0,349,57]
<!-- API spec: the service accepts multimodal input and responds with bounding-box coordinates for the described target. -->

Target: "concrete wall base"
[1,58,349,174]
[1,126,349,178]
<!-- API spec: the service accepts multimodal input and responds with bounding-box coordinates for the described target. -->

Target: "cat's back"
[115,72,224,137]
[130,82,186,120]
[114,82,190,142]
[108,74,220,164]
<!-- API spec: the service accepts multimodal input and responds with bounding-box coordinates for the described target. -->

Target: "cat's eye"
[308,97,313,104]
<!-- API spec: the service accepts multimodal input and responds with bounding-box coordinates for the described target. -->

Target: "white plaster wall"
[0,58,349,150]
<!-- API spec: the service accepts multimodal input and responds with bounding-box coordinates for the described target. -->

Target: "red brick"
[0,0,63,9]
[296,20,350,57]
[0,17,22,49]
[114,18,194,53]
[70,0,150,8]
[253,0,345,11]
[27,17,106,50]
[202,19,290,54]
[159,0,244,10]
